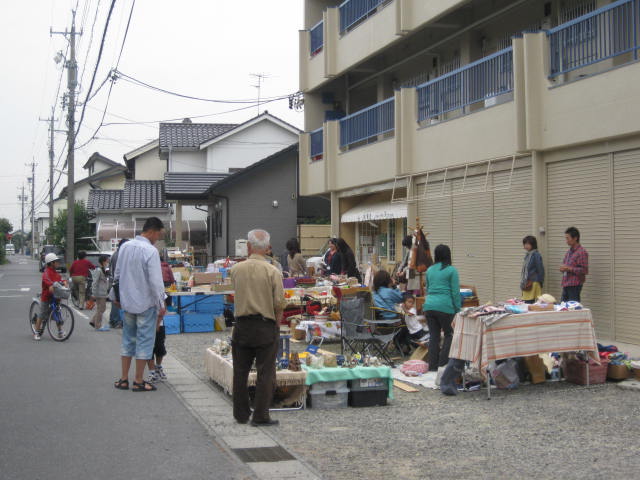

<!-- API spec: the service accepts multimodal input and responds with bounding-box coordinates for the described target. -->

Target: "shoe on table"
[33,333,41,341]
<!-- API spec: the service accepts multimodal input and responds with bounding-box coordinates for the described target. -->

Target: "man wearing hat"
[34,253,68,340]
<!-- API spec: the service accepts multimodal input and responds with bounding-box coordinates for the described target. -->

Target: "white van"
[5,243,15,255]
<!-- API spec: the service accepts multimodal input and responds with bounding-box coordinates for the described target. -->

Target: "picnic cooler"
[348,377,388,407]
[307,380,349,409]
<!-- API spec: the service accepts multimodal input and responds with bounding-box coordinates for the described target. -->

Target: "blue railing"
[548,0,639,78]
[339,0,388,33]
[339,97,394,148]
[310,20,324,55]
[310,127,323,159]
[416,47,514,122]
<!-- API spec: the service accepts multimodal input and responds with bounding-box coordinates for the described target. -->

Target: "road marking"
[70,307,89,319]
[0,295,25,298]
[20,288,30,292]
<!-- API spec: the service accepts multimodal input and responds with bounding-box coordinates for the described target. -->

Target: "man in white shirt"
[112,217,166,392]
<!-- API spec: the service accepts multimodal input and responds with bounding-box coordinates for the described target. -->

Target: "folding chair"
[339,294,403,367]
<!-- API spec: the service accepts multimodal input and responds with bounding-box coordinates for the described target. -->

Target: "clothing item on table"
[161,261,175,284]
[561,244,589,287]
[113,235,165,314]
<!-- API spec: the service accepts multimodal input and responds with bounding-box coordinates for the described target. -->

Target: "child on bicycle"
[34,253,68,341]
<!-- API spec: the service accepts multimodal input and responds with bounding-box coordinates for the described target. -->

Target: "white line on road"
[0,295,25,298]
[70,307,89,319]
[20,288,30,292]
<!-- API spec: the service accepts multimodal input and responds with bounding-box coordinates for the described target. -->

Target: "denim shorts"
[121,307,157,360]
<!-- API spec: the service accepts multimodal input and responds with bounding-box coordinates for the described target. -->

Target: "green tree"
[48,202,94,257]
[0,218,12,264]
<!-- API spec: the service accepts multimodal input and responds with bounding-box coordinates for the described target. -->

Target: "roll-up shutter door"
[547,155,613,339]
[613,149,640,344]
[493,167,533,301]
[452,175,494,303]
[417,181,452,248]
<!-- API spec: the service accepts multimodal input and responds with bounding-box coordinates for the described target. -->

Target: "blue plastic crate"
[194,294,224,313]
[182,312,215,333]
[164,314,181,335]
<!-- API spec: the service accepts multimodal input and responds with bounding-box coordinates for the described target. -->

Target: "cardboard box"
[212,282,233,292]
[607,364,630,380]
[193,272,222,285]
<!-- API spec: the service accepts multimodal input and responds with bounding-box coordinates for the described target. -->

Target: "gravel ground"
[167,330,640,480]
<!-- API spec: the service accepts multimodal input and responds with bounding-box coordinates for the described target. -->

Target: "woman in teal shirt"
[422,244,461,372]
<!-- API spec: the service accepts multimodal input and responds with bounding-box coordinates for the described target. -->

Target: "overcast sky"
[0,0,304,232]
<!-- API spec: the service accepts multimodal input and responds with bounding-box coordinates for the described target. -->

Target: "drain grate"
[231,446,295,463]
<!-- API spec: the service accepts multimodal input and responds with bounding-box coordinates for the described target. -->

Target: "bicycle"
[29,283,75,342]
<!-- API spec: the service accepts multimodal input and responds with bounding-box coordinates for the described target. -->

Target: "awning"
[341,200,407,223]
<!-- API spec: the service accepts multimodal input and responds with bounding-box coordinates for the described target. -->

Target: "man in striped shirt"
[559,226,589,303]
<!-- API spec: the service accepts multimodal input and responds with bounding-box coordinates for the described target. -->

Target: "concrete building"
[298,0,640,344]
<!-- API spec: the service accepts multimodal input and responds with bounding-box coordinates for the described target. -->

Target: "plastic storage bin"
[308,382,349,409]
[194,295,224,314]
[164,314,181,335]
[182,312,215,333]
[348,378,388,407]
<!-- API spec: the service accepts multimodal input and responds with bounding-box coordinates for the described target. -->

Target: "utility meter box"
[235,239,248,257]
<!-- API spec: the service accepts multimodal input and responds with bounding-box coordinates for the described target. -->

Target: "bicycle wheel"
[47,303,75,342]
[29,301,41,335]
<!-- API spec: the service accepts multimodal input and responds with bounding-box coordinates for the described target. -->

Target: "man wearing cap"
[230,229,285,426]
[34,253,67,341]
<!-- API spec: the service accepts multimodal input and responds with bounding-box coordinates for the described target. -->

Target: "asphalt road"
[0,256,252,480]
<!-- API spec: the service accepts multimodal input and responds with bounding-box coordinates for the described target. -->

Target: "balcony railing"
[310,127,324,160]
[339,0,388,33]
[416,47,514,122]
[310,20,324,55]
[548,0,639,78]
[339,97,394,149]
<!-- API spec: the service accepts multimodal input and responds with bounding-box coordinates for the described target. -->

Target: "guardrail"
[310,127,323,159]
[310,20,324,55]
[339,97,394,148]
[548,0,639,78]
[339,0,388,33]
[416,47,514,122]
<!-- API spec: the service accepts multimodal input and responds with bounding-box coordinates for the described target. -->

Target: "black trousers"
[561,285,582,302]
[231,316,278,423]
[426,310,455,371]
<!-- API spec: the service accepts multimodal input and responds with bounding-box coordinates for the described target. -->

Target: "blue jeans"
[109,303,122,327]
[121,307,157,360]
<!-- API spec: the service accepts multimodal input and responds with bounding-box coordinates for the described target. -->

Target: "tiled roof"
[87,190,122,213]
[164,172,229,200]
[159,122,237,151]
[123,180,169,209]
[82,152,123,169]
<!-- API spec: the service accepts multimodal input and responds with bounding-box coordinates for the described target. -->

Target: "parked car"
[5,243,15,255]
[39,245,66,273]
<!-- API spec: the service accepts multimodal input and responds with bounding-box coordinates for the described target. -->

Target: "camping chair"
[339,294,403,367]
[370,306,411,360]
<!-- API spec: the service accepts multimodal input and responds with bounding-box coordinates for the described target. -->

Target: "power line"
[115,70,292,104]
[75,0,116,140]
[78,0,102,95]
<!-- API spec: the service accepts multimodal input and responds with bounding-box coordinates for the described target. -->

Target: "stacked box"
[308,380,349,409]
[564,358,608,385]
[164,314,181,335]
[195,295,224,314]
[182,312,215,333]
[348,378,388,407]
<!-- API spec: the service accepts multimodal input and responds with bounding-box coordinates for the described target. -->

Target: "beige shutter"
[613,149,640,344]
[451,175,494,303]
[546,155,613,339]
[493,166,533,301]
[417,181,453,248]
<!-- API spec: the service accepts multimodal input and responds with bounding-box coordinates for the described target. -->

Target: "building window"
[388,219,396,261]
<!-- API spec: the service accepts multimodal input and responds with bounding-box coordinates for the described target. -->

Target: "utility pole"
[52,11,80,267]
[27,162,37,258]
[39,107,57,243]
[17,185,27,254]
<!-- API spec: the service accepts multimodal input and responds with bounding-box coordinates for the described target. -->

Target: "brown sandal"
[132,380,157,392]
[114,379,129,390]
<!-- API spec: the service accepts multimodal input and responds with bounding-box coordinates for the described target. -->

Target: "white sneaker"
[156,366,167,381]
[33,333,41,341]
[147,371,159,383]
